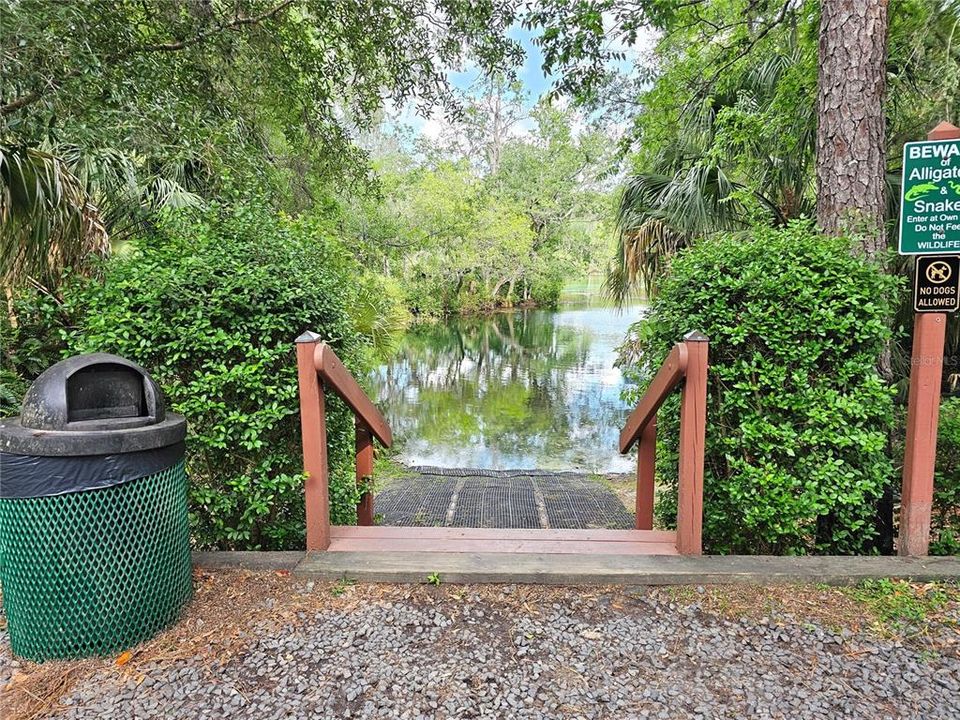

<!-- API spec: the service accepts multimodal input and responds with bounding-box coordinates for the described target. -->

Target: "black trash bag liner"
[0,441,186,499]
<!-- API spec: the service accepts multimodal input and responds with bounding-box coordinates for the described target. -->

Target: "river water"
[368,297,647,473]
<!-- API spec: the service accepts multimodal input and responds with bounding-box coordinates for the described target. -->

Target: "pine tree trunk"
[815,0,889,258]
[817,1,895,553]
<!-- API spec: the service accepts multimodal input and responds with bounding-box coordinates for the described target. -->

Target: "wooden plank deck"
[327,526,679,555]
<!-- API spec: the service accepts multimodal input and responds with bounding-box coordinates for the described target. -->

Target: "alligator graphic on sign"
[905,182,940,202]
[899,137,960,255]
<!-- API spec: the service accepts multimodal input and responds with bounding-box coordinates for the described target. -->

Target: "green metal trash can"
[0,354,192,661]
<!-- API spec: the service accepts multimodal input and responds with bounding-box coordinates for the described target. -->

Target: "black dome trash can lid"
[0,354,187,498]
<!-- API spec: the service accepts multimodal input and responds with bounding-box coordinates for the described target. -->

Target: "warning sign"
[914,255,960,312]
[899,139,960,255]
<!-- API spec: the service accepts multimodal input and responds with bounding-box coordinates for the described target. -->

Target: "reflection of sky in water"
[370,300,647,472]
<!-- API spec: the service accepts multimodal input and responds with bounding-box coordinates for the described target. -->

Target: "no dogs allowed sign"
[914,255,960,312]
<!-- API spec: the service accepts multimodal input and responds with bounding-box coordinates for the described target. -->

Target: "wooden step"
[327,526,679,555]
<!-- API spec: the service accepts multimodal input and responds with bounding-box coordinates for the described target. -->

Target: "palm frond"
[0,145,108,287]
[609,160,756,302]
[609,26,819,304]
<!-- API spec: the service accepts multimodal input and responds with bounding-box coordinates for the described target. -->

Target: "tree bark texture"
[816,0,889,257]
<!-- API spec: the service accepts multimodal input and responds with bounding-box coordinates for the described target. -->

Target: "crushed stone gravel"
[9,579,958,720]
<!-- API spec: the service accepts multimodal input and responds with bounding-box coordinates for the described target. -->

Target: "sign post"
[898,121,960,556]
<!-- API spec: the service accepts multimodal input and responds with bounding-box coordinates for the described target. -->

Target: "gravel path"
[9,577,958,720]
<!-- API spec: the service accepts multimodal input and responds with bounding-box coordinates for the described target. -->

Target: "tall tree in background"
[530,0,958,294]
[0,0,521,289]
[816,0,889,256]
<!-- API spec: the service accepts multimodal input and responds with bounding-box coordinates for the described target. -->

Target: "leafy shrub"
[528,273,564,309]
[932,397,960,555]
[0,283,74,416]
[66,204,368,549]
[622,221,901,554]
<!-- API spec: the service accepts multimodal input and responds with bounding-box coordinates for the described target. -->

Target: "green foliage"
[344,99,615,316]
[0,146,112,286]
[331,576,357,597]
[350,273,411,361]
[932,398,960,555]
[0,279,76,416]
[622,222,902,554]
[847,579,953,635]
[535,0,960,301]
[1,0,522,287]
[64,204,368,549]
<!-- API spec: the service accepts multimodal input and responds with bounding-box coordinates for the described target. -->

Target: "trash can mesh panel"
[0,461,193,661]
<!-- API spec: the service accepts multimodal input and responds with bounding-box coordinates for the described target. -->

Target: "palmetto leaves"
[0,143,205,288]
[607,162,754,303]
[0,145,107,287]
[607,32,816,303]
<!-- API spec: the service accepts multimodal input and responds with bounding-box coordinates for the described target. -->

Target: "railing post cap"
[295,330,322,344]
[929,121,960,140]
[683,331,709,342]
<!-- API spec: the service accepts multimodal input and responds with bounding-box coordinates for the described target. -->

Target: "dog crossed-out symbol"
[926,260,953,284]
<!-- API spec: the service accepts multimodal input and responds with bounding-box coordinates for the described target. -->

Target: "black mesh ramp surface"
[373,474,458,526]
[374,468,634,530]
[450,476,541,529]
[537,474,635,529]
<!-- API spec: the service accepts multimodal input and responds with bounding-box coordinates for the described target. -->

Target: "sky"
[387,21,656,144]
[388,25,554,141]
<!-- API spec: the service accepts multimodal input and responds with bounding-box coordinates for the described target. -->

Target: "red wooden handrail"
[619,331,708,555]
[314,343,392,446]
[619,342,688,453]
[296,332,393,551]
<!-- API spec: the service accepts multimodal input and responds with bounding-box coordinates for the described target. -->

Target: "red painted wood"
[330,526,678,543]
[327,534,679,556]
[316,343,392,447]
[898,122,960,557]
[927,121,960,140]
[296,336,330,551]
[900,312,947,556]
[636,417,656,530]
[355,422,374,526]
[619,343,688,453]
[676,335,708,556]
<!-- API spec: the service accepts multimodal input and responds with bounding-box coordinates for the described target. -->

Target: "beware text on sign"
[899,138,960,255]
[914,255,960,313]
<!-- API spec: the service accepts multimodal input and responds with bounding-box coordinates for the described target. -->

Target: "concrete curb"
[193,551,303,571]
[193,551,960,585]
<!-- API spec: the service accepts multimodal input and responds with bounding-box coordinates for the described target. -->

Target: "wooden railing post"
[636,417,656,530]
[899,313,946,556]
[356,421,375,526]
[676,331,708,555]
[296,332,330,551]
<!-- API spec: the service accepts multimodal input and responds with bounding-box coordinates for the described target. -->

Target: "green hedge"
[0,204,375,550]
[623,221,901,554]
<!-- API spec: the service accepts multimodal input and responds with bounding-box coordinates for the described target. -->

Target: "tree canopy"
[530,0,960,299]
[1,0,521,285]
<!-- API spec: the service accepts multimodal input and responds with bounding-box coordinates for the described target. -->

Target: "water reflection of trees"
[370,307,632,469]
